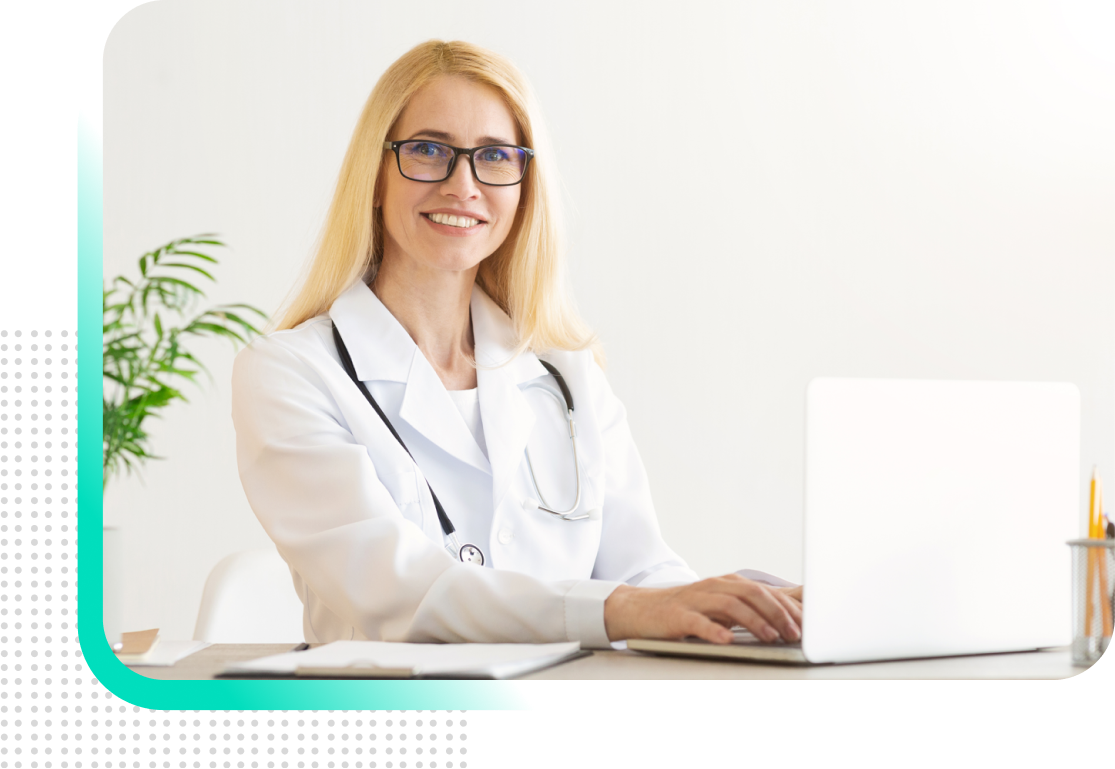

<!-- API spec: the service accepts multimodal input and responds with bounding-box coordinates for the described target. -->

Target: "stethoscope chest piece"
[458,543,485,566]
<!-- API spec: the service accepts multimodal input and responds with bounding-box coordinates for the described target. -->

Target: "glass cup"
[1068,538,1115,665]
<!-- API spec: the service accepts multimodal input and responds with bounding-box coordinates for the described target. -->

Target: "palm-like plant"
[102,235,267,489]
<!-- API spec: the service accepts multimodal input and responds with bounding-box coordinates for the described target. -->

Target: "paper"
[119,640,211,667]
[114,628,159,655]
[222,640,582,679]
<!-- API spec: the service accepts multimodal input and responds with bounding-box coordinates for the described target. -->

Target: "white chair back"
[193,548,305,643]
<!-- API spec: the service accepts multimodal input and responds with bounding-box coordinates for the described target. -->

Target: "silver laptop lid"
[802,378,1079,664]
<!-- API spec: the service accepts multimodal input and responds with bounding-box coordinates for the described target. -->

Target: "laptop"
[629,378,1080,665]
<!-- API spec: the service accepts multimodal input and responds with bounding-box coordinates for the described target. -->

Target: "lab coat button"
[498,529,513,545]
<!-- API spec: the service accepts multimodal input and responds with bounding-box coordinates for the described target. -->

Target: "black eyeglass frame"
[383,140,535,187]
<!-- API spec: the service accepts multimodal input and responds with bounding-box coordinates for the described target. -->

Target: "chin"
[423,248,492,275]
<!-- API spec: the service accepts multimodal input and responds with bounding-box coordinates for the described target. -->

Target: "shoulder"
[233,315,338,389]
[535,347,613,406]
[238,315,336,363]
[231,316,353,440]
[535,346,593,376]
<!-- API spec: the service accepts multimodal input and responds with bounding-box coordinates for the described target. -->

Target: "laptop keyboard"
[731,628,803,648]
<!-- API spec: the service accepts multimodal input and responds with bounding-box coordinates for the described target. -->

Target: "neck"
[371,253,479,390]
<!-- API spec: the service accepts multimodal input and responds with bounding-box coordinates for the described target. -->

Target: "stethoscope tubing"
[522,385,587,520]
[332,324,586,564]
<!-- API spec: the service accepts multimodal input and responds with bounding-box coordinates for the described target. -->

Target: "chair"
[193,548,306,643]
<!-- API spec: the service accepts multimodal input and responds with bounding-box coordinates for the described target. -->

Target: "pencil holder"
[1068,539,1115,666]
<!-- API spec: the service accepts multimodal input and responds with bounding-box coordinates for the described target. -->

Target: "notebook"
[630,378,1080,665]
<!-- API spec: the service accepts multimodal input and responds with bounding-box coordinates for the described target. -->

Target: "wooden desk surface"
[134,643,1084,680]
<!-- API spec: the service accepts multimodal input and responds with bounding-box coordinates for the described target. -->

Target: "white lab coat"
[231,280,697,647]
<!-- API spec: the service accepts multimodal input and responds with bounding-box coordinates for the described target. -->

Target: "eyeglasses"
[383,140,534,186]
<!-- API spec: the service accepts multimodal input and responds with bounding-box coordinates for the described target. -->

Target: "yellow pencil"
[1099,480,1113,637]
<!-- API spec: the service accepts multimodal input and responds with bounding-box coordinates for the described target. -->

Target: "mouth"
[422,212,486,229]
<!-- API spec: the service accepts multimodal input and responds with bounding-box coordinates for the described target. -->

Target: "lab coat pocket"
[377,468,424,528]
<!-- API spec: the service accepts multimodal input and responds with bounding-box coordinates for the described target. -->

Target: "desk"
[135,644,1083,680]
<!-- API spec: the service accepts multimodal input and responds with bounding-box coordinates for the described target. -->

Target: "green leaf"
[221,302,269,316]
[212,311,262,336]
[184,321,245,338]
[168,250,220,264]
[152,275,207,295]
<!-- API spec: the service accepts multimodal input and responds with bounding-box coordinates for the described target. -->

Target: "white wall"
[103,0,1115,639]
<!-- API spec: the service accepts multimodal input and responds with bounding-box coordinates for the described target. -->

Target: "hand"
[777,584,803,604]
[604,574,804,645]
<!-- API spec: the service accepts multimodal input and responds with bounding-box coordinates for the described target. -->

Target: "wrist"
[603,584,638,641]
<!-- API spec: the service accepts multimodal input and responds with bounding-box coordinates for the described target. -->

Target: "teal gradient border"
[76,119,521,710]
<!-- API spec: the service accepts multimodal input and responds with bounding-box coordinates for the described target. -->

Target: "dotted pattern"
[0,329,470,769]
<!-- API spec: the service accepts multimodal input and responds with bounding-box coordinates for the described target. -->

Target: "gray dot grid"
[0,330,470,769]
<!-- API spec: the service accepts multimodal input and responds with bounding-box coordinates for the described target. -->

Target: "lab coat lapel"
[329,280,412,384]
[471,287,548,509]
[398,350,492,475]
[331,280,491,475]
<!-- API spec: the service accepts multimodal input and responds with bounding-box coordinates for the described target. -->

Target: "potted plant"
[102,234,266,639]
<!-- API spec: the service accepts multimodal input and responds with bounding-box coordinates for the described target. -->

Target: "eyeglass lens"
[397,141,527,184]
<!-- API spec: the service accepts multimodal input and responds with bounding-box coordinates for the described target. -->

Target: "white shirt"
[231,280,697,647]
[446,387,487,460]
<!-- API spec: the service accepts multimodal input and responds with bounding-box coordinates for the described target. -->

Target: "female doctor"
[231,40,803,648]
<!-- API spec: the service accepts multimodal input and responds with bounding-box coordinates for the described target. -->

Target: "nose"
[439,154,481,199]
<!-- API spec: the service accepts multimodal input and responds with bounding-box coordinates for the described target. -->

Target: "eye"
[478,146,512,163]
[403,141,451,160]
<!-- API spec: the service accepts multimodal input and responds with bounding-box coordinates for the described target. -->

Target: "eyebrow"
[407,129,517,146]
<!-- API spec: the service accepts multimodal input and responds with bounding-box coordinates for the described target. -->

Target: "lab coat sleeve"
[585,358,700,587]
[232,335,621,647]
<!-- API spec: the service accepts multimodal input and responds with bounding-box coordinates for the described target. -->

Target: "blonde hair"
[276,40,601,363]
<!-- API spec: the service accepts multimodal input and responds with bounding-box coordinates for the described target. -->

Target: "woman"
[232,40,802,647]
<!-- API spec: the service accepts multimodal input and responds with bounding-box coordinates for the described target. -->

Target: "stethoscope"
[333,325,587,566]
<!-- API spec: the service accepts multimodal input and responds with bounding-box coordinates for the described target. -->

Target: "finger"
[781,585,804,603]
[664,606,735,641]
[696,593,780,643]
[715,580,802,641]
[772,588,804,628]
[691,615,735,641]
[685,577,800,640]
[776,589,802,614]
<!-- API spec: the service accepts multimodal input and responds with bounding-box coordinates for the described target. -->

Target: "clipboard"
[220,640,590,680]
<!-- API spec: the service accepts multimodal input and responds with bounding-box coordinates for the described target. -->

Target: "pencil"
[1098,481,1113,637]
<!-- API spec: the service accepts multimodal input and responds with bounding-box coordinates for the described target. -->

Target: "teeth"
[428,213,480,228]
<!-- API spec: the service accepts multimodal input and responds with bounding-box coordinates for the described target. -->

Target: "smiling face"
[377,76,523,279]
